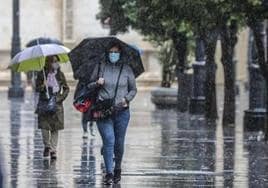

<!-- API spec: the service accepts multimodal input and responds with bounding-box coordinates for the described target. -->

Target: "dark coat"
[35,70,70,131]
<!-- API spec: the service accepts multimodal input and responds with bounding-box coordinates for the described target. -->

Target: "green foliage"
[97,0,266,36]
[98,0,193,39]
[97,0,267,83]
[97,0,131,34]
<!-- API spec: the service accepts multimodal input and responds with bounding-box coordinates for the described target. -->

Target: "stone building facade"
[0,0,161,86]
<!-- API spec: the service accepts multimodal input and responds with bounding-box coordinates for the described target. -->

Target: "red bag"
[73,99,92,113]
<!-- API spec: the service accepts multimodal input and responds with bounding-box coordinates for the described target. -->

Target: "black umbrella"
[68,37,145,79]
[26,37,63,47]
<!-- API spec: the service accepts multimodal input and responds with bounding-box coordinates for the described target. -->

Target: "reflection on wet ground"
[0,87,267,187]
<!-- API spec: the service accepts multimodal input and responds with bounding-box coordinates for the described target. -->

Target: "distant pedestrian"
[35,55,70,160]
[81,113,95,138]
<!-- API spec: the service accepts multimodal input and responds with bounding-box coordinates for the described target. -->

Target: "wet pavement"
[0,86,268,188]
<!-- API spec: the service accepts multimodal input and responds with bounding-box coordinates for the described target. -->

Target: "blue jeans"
[97,109,130,173]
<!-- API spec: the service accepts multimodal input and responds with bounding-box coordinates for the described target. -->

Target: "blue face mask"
[109,52,120,63]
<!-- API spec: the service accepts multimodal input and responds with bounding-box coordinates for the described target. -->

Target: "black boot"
[104,173,113,185]
[50,151,57,160]
[43,147,50,159]
[114,169,121,184]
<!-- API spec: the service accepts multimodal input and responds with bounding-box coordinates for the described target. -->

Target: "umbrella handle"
[42,68,50,99]
[37,39,49,99]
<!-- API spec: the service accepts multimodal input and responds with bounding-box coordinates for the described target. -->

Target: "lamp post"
[8,0,24,98]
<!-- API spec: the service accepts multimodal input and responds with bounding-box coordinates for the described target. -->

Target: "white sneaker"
[82,132,88,139]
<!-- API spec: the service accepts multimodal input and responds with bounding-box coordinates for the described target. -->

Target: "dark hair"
[107,41,122,52]
[45,55,59,63]
[54,55,60,61]
[44,55,61,71]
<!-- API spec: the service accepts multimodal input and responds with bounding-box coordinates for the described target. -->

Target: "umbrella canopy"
[68,36,145,79]
[26,37,63,47]
[9,44,70,72]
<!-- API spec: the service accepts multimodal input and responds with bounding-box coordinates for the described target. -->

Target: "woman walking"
[35,55,70,160]
[89,42,137,185]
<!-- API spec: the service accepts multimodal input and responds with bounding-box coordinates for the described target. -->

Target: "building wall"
[236,29,249,82]
[72,0,108,41]
[0,0,12,51]
[20,0,62,46]
[215,29,249,85]
[0,0,62,68]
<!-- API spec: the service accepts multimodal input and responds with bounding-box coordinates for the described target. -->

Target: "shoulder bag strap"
[113,63,124,102]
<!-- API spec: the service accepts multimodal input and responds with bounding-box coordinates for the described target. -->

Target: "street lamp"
[8,0,24,98]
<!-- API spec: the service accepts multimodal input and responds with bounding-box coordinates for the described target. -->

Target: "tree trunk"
[172,32,190,112]
[250,22,268,78]
[161,69,172,87]
[204,30,218,120]
[220,22,238,126]
[250,21,268,138]
[161,60,172,88]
